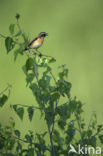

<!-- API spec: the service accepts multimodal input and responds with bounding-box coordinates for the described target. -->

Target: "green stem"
[0,84,11,96]
[10,103,41,110]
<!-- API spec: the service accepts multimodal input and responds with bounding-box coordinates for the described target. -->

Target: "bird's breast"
[37,37,44,43]
[29,37,44,49]
[31,39,43,49]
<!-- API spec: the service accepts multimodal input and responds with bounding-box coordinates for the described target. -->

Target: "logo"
[68,144,101,155]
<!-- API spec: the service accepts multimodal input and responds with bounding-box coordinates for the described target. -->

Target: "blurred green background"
[0,0,103,142]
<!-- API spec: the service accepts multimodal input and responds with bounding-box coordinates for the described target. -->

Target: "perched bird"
[24,32,48,51]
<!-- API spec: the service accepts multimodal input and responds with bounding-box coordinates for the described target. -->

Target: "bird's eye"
[42,34,45,37]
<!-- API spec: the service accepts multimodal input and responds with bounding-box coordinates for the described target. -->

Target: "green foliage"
[26,58,34,71]
[9,24,15,36]
[0,94,8,107]
[27,107,34,121]
[5,37,15,53]
[99,135,103,144]
[13,105,24,120]
[14,129,21,138]
[0,14,103,156]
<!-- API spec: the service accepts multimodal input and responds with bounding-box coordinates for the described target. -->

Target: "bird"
[24,32,48,51]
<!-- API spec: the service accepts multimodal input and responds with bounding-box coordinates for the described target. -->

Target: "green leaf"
[65,123,75,143]
[16,107,24,120]
[36,133,45,145]
[27,107,34,121]
[46,75,51,85]
[48,57,56,63]
[99,135,103,144]
[16,142,22,152]
[87,130,92,137]
[57,103,70,118]
[30,83,42,105]
[13,105,17,111]
[14,49,19,61]
[97,124,103,132]
[16,43,25,55]
[14,130,20,138]
[13,105,24,120]
[23,32,29,43]
[58,118,66,129]
[63,68,69,78]
[53,130,64,146]
[0,94,8,107]
[26,58,34,71]
[14,31,21,37]
[52,92,60,101]
[25,134,32,143]
[9,24,15,35]
[89,136,96,147]
[38,58,48,67]
[45,113,54,126]
[25,148,34,156]
[22,65,27,75]
[13,44,25,61]
[10,118,15,128]
[26,73,34,86]
[5,37,15,53]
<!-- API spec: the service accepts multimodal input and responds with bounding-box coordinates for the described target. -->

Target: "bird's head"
[38,32,48,38]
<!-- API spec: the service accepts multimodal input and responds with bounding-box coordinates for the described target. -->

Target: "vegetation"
[0,14,103,156]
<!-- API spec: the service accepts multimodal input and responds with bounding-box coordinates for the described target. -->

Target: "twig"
[0,131,51,152]
[51,99,59,134]
[0,84,12,96]
[75,113,82,140]
[50,71,57,85]
[16,19,28,48]
[12,135,51,152]
[0,33,7,38]
[93,128,103,137]
[40,53,54,58]
[86,128,103,146]
[10,103,41,110]
[0,33,20,45]
[30,50,54,59]
[87,112,96,131]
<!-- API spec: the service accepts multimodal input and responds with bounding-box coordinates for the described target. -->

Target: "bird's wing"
[28,37,38,47]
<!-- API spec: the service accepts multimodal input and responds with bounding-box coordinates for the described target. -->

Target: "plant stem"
[16,19,28,48]
[33,55,56,155]
[10,103,41,110]
[51,99,59,134]
[0,84,12,96]
[75,113,82,140]
[48,125,56,156]
[0,33,20,45]
[0,33,7,38]
[12,135,51,152]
